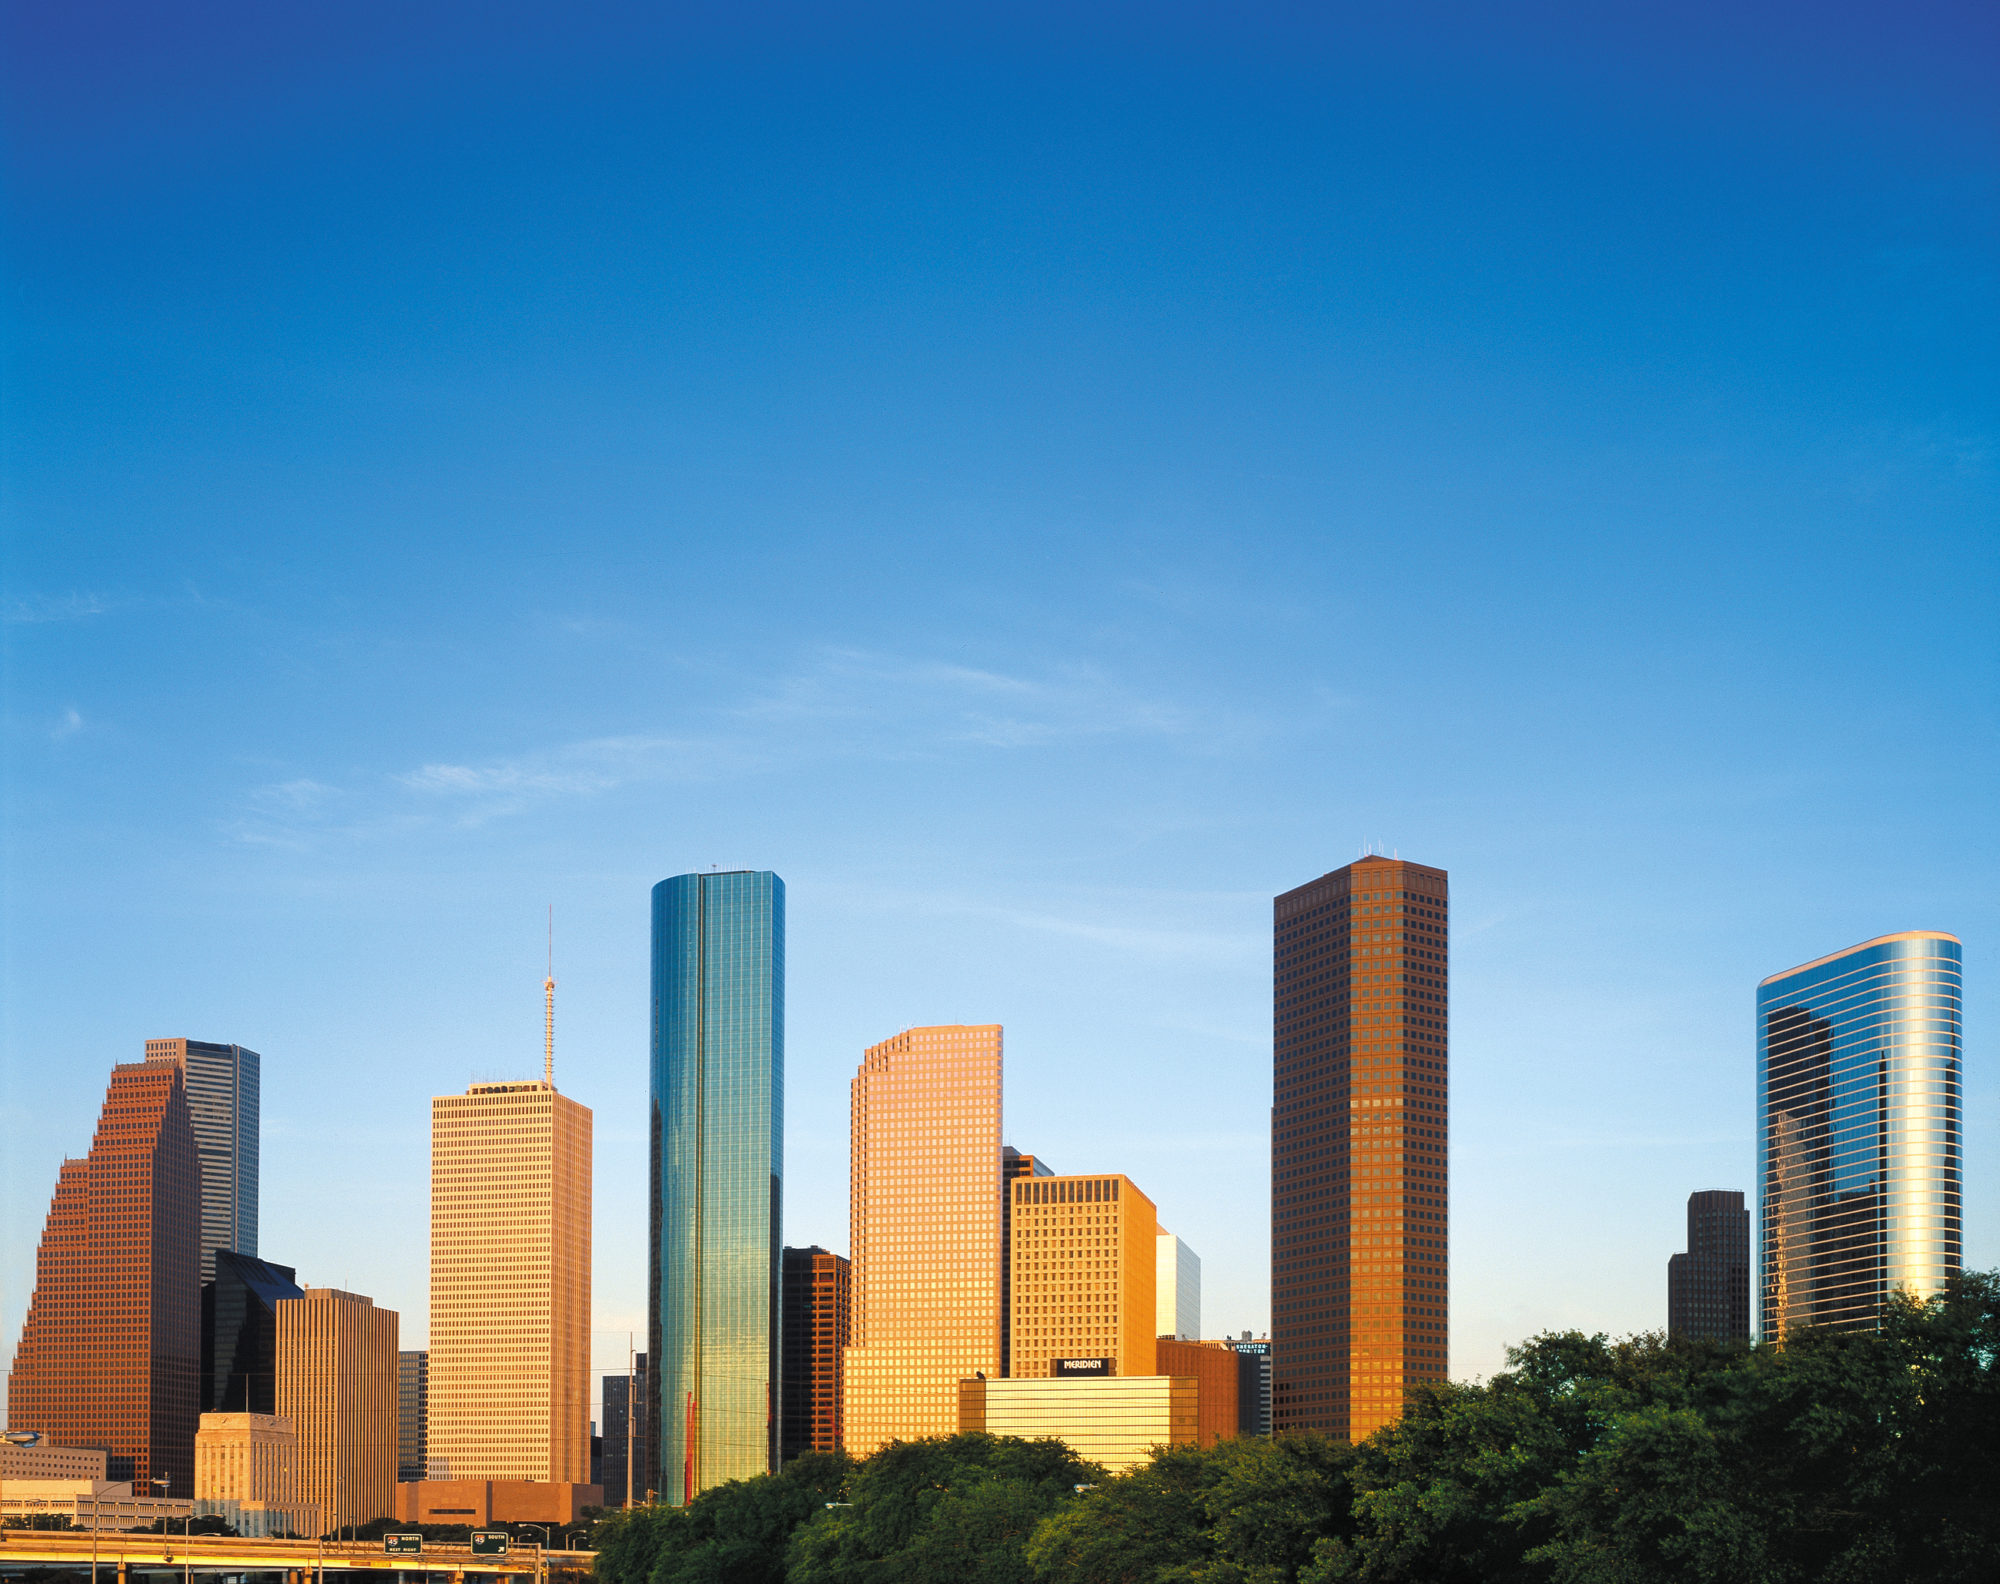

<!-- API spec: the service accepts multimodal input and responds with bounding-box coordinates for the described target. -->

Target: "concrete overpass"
[0,1530,594,1582]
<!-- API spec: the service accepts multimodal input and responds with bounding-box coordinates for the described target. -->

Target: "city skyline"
[4,1,1994,1404]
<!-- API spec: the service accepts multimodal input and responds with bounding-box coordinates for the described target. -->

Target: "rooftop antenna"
[544,905,556,1087]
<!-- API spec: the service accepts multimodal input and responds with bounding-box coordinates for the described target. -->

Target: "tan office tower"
[429,1078,592,1483]
[1009,1174,1157,1378]
[275,1288,398,1531]
[844,1024,1004,1455]
[1272,856,1449,1441]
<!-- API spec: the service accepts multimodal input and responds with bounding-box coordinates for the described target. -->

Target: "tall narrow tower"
[1757,932,1962,1338]
[428,976,592,1484]
[1271,856,1450,1440]
[10,1058,201,1490]
[843,1024,1003,1455]
[145,1039,260,1283]
[649,870,784,1502]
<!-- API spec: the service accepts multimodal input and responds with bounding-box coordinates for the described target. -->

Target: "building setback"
[9,1058,201,1492]
[1009,1173,1158,1379]
[396,1351,428,1482]
[276,1287,398,1532]
[780,1247,850,1459]
[649,870,785,1502]
[429,1077,591,1484]
[844,1024,1004,1455]
[203,1251,304,1414]
[1668,1191,1750,1343]
[144,1040,260,1285]
[1758,932,1963,1338]
[1271,856,1450,1440]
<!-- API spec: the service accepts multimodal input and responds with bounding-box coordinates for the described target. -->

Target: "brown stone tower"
[1271,856,1449,1440]
[10,1059,201,1491]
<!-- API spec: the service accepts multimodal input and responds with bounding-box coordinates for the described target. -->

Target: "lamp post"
[518,1523,549,1584]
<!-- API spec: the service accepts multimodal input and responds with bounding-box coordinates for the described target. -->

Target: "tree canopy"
[592,1273,1999,1584]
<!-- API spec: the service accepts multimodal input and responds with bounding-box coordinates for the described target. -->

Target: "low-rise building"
[957,1374,1197,1473]
[0,1443,108,1482]
[0,1479,191,1531]
[194,1411,310,1538]
[392,1479,603,1526]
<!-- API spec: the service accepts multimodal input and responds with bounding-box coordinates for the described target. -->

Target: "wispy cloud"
[5,592,112,625]
[51,707,84,739]
[226,647,1246,846]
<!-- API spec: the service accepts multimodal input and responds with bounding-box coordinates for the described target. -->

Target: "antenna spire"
[544,905,556,1087]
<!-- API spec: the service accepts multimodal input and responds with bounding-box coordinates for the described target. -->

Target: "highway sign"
[470,1533,510,1557]
[384,1535,424,1555]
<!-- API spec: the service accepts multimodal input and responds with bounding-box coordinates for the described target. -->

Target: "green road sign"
[384,1535,424,1555]
[470,1532,510,1557]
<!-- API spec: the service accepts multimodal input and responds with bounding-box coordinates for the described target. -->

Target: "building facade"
[780,1247,850,1459]
[1272,856,1450,1440]
[9,1058,201,1492]
[649,869,785,1502]
[957,1374,1198,1473]
[144,1039,260,1284]
[396,1351,428,1482]
[1009,1173,1158,1379]
[1667,1190,1750,1343]
[275,1287,398,1532]
[1757,932,1963,1339]
[1220,1337,1273,1436]
[429,1079,592,1484]
[1155,1338,1240,1445]
[1156,1233,1201,1341]
[194,1411,306,1538]
[1000,1147,1054,1377]
[844,1024,1004,1455]
[601,1354,648,1506]
[203,1251,303,1414]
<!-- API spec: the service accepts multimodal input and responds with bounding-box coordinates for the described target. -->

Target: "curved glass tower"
[648,870,783,1502]
[1756,931,1962,1339]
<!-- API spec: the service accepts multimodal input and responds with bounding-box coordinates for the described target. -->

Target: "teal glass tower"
[1757,931,1962,1340]
[649,870,784,1503]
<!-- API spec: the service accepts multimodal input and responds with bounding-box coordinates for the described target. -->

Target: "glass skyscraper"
[648,870,784,1502]
[1757,931,1962,1339]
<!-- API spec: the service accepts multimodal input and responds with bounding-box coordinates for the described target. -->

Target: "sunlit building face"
[1757,931,1963,1339]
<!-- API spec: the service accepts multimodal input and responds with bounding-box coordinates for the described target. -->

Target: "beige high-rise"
[1009,1174,1157,1378]
[844,1025,1003,1456]
[275,1288,398,1531]
[429,1080,591,1483]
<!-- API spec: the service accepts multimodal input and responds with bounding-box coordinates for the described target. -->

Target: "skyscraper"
[276,1287,398,1531]
[10,1058,201,1491]
[1758,932,1962,1339]
[144,1039,260,1284]
[1271,856,1450,1441]
[1156,1232,1201,1341]
[203,1251,304,1414]
[1009,1173,1157,1378]
[429,1077,592,1483]
[1667,1191,1750,1343]
[649,870,784,1502]
[780,1246,850,1459]
[844,1024,1003,1455]
[396,1351,428,1482]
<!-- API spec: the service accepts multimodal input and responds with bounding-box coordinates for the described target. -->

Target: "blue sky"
[3,0,1995,1409]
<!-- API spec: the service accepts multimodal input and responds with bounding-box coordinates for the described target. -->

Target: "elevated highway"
[0,1531,593,1582]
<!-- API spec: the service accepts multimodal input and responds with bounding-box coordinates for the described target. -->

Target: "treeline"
[592,1272,2000,1584]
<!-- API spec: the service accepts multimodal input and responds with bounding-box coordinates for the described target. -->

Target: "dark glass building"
[10,1059,201,1492]
[1667,1191,1749,1342]
[1758,932,1962,1338]
[1222,1336,1273,1436]
[397,1349,429,1481]
[202,1250,304,1413]
[145,1039,260,1285]
[603,1354,649,1506]
[1272,856,1449,1441]
[780,1246,850,1458]
[649,869,784,1502]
